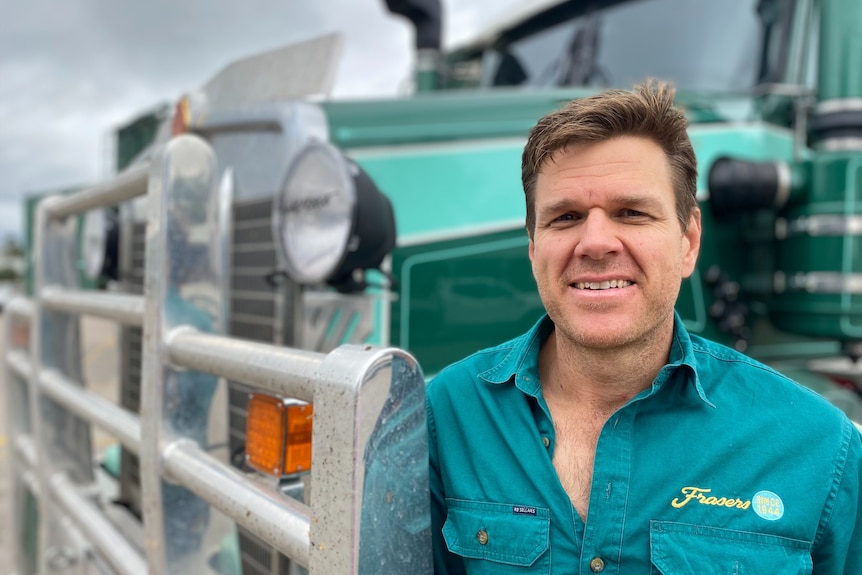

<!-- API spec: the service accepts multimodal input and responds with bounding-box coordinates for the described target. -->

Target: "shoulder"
[425,323,545,418]
[427,335,522,396]
[689,333,852,432]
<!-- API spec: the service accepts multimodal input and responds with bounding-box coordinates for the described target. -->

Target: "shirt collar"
[478,312,713,407]
[665,312,713,407]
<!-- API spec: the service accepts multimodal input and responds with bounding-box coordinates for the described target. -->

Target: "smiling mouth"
[573,280,633,290]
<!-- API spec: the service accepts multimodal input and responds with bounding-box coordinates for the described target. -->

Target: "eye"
[619,208,649,220]
[549,212,584,226]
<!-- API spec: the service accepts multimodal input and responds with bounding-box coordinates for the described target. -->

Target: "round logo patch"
[753,490,784,521]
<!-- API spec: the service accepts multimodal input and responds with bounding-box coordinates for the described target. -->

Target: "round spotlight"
[274,141,355,284]
[273,141,396,292]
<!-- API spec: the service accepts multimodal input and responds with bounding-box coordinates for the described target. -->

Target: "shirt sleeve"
[811,418,862,574]
[427,392,467,575]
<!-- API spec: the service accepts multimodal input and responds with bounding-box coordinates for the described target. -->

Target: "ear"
[528,235,540,277]
[681,208,701,278]
[528,234,535,263]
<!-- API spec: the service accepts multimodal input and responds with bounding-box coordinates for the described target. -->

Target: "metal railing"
[3,134,431,575]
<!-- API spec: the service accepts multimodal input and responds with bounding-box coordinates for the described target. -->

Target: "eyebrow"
[612,195,665,211]
[538,194,665,216]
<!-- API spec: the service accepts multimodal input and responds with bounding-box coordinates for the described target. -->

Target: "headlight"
[273,141,395,292]
[81,208,119,282]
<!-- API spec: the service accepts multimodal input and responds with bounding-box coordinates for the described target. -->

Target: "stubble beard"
[542,286,677,357]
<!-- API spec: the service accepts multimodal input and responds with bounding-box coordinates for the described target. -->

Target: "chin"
[574,330,637,350]
[558,320,633,348]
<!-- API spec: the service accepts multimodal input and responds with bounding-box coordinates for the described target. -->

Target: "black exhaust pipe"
[384,0,443,91]
[384,0,442,50]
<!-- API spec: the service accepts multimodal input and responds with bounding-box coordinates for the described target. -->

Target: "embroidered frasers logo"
[513,506,537,516]
[752,491,784,521]
[671,487,751,510]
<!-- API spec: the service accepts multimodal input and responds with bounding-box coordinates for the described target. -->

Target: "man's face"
[529,136,701,351]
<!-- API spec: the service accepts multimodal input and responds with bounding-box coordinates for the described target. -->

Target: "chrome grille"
[230,196,300,575]
[118,220,146,517]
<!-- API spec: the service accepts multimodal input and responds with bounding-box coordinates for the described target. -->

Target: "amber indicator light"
[284,404,313,474]
[245,393,313,476]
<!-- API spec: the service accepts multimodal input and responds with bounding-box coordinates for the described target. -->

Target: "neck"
[539,324,672,411]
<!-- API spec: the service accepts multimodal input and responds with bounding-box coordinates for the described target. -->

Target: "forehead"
[536,136,673,203]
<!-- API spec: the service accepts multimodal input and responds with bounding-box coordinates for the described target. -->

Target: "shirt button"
[589,557,605,572]
[476,529,489,545]
[542,436,550,448]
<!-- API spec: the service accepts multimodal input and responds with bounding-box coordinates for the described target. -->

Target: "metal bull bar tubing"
[4,292,146,571]
[44,162,149,219]
[12,130,431,574]
[162,438,313,566]
[39,367,142,455]
[139,134,235,573]
[40,286,145,327]
[166,326,320,402]
[48,472,148,575]
[6,294,35,320]
[13,435,39,491]
[142,134,431,573]
[22,133,239,575]
[26,144,152,574]
[7,348,33,382]
[3,297,33,575]
[162,326,432,572]
[6,349,141,454]
[13,433,146,575]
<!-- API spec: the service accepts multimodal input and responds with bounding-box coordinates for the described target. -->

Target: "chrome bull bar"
[3,134,431,575]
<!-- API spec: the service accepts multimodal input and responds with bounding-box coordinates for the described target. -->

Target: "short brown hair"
[521,81,698,235]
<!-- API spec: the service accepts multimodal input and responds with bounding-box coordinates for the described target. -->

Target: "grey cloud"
[0,0,524,242]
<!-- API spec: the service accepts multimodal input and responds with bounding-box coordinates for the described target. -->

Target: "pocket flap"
[443,499,550,566]
[650,521,812,574]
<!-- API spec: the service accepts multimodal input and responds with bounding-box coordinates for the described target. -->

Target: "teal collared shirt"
[427,313,862,574]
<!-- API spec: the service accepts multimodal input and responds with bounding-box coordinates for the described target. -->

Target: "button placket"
[582,409,634,575]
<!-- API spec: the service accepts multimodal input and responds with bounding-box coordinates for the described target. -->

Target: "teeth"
[574,280,632,290]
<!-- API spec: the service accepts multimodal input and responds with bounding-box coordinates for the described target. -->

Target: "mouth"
[572,279,634,291]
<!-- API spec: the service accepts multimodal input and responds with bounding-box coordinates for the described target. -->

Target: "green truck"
[7,0,862,573]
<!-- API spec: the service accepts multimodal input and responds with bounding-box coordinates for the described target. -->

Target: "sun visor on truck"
[199,32,344,110]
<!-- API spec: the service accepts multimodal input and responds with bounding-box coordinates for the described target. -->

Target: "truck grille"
[119,221,146,517]
[230,197,300,575]
[228,197,298,455]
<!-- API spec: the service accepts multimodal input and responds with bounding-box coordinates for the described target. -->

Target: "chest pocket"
[650,521,812,575]
[443,499,550,574]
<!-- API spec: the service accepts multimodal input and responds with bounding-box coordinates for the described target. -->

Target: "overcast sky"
[0,0,525,243]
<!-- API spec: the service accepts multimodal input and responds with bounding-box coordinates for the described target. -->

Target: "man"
[426,82,861,573]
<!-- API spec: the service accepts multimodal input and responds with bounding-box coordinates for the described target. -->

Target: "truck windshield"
[482,0,789,93]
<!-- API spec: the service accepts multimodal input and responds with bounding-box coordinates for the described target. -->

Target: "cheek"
[537,232,572,256]
[532,245,564,277]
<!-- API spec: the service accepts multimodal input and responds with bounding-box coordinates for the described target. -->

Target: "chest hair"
[547,402,614,521]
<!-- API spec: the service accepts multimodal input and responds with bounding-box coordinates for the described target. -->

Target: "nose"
[573,211,622,260]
